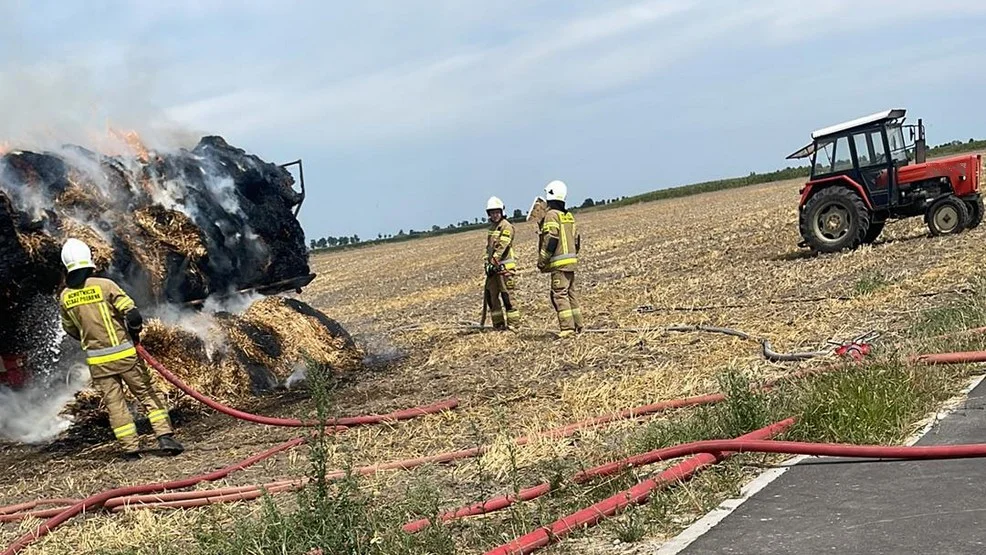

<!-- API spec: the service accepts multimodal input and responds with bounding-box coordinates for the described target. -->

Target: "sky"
[1,0,985,241]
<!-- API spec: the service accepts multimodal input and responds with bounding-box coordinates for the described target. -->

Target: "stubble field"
[4,172,986,554]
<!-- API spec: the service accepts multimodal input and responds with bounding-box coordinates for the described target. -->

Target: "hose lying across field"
[393,322,851,362]
[137,345,459,428]
[483,436,986,555]
[2,340,984,554]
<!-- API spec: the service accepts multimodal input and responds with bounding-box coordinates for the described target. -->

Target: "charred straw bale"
[0,135,310,359]
[139,298,363,405]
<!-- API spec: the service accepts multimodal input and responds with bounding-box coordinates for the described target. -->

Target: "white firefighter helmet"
[61,238,95,272]
[486,196,505,212]
[544,180,568,202]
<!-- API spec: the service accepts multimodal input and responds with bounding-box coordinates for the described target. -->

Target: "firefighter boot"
[157,434,185,455]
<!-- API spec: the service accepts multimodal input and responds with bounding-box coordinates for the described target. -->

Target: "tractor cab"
[787,108,982,252]
[788,109,909,212]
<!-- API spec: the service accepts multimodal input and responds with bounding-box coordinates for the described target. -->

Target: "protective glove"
[485,262,497,277]
[127,324,142,345]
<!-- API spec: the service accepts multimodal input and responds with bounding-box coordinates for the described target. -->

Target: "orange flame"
[0,141,10,156]
[108,128,151,163]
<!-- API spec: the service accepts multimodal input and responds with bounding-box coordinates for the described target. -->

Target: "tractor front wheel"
[799,187,871,253]
[965,198,984,229]
[926,196,969,236]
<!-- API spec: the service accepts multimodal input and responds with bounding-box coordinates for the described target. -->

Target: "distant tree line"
[309,138,985,252]
[309,235,361,250]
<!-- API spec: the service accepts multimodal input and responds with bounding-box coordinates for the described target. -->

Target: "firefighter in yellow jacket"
[58,238,184,460]
[484,196,521,330]
[537,180,583,337]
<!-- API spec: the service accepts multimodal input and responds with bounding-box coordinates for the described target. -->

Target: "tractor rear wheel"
[799,187,871,253]
[965,198,984,229]
[926,196,969,236]
[862,221,885,244]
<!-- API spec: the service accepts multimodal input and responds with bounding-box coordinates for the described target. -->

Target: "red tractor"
[788,109,982,252]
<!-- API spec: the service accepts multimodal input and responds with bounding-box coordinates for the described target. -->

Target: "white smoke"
[283,362,308,390]
[149,291,263,360]
[0,364,90,444]
[203,290,263,315]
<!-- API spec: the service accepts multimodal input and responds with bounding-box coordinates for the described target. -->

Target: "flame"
[108,128,151,163]
[0,141,10,156]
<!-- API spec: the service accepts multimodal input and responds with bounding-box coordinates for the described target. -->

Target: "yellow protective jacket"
[538,208,579,272]
[59,276,139,378]
[487,219,517,272]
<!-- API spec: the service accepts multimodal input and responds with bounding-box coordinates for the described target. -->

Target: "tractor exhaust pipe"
[914,118,927,164]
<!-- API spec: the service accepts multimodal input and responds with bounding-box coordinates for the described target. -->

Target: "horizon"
[2,1,985,240]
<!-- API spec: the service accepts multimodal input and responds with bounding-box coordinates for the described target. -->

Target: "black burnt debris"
[0,136,312,372]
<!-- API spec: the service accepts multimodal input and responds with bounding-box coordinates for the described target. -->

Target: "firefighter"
[484,196,520,330]
[58,238,184,460]
[537,180,582,337]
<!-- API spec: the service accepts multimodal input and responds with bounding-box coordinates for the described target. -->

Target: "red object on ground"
[0,365,842,522]
[0,437,305,555]
[835,342,871,360]
[137,345,458,428]
[0,354,27,389]
[485,437,986,555]
[911,351,986,365]
[405,418,795,533]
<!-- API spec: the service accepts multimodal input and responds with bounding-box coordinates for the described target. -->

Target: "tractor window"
[813,139,835,176]
[852,133,872,166]
[832,136,853,172]
[887,125,908,164]
[853,131,887,167]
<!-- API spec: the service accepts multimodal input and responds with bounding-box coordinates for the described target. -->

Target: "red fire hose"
[486,436,986,555]
[912,351,986,365]
[485,421,794,555]
[137,345,459,427]
[405,418,795,533]
[0,437,305,555]
[0,365,837,522]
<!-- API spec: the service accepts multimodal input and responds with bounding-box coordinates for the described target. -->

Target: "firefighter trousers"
[485,273,520,329]
[92,360,173,453]
[550,270,583,332]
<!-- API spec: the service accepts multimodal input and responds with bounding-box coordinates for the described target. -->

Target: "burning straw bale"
[140,298,363,406]
[0,135,310,369]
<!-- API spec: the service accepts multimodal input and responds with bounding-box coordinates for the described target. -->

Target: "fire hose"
[0,365,838,523]
[404,419,796,534]
[486,437,986,555]
[137,345,459,428]
[0,437,304,555]
[1,344,979,552]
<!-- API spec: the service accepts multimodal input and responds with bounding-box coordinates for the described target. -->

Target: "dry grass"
[5,171,986,553]
[134,208,208,261]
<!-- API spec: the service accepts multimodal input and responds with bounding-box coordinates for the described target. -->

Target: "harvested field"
[3,168,986,554]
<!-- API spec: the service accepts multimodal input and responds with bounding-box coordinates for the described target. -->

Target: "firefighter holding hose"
[58,238,184,460]
[537,180,583,337]
[484,196,521,330]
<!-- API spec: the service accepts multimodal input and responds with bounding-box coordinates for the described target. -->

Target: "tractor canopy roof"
[787,108,906,160]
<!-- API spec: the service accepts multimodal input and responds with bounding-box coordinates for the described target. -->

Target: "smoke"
[0,1,200,154]
[148,290,265,359]
[283,362,308,390]
[358,333,406,368]
[0,364,89,444]
[203,290,264,315]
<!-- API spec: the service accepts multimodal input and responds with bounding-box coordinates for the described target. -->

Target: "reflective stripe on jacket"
[539,209,579,270]
[487,219,517,270]
[59,276,138,377]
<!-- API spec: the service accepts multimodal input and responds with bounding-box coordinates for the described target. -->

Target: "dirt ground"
[4,171,986,553]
